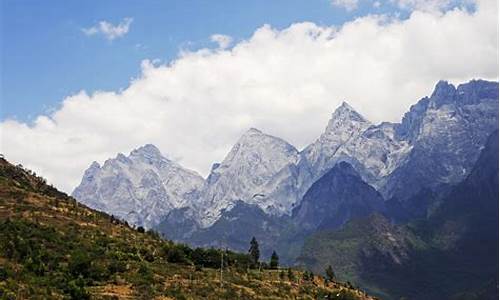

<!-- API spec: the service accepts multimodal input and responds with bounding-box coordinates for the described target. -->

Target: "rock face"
[297,130,499,300]
[72,144,204,228]
[382,80,499,203]
[195,128,300,227]
[73,79,498,244]
[293,162,385,232]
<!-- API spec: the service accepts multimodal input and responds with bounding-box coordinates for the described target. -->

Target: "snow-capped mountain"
[195,128,300,227]
[72,144,204,228]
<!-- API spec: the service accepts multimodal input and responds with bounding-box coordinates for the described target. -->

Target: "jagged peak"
[89,161,101,169]
[237,127,291,146]
[431,80,456,98]
[242,127,264,137]
[82,161,101,179]
[130,144,163,159]
[331,101,369,123]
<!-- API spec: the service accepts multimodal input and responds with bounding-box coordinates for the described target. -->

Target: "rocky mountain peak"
[130,144,164,160]
[330,101,368,124]
[431,80,456,98]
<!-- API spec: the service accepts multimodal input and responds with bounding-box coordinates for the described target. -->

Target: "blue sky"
[1,0,402,122]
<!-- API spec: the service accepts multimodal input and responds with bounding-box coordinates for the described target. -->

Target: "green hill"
[0,157,374,300]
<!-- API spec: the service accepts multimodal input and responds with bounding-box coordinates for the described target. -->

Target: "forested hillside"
[0,157,373,300]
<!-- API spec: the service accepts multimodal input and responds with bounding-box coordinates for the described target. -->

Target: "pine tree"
[269,250,279,269]
[248,237,260,267]
[325,265,335,282]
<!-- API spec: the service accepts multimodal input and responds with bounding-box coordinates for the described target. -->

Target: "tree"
[325,265,335,282]
[269,250,279,269]
[248,237,260,266]
[287,267,295,282]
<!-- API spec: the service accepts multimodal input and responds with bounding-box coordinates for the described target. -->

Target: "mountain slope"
[196,128,300,227]
[0,157,374,300]
[382,80,499,204]
[72,144,204,228]
[293,161,385,232]
[296,130,499,300]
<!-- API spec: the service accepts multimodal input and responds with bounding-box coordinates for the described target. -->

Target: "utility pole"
[220,249,223,288]
[219,238,224,289]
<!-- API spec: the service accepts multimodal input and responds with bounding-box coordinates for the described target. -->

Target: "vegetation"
[0,158,374,299]
[269,250,279,269]
[325,265,336,282]
[248,236,260,268]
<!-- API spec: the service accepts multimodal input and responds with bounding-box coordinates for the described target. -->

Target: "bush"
[166,246,189,264]
[69,250,91,277]
[66,276,90,300]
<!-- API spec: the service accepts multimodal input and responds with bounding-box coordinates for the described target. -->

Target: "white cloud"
[1,0,497,193]
[331,0,359,10]
[82,17,133,40]
[211,34,233,49]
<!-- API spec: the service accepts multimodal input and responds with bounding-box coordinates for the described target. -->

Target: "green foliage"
[66,276,90,300]
[269,250,279,269]
[0,158,371,300]
[69,249,91,277]
[248,236,260,267]
[326,265,336,282]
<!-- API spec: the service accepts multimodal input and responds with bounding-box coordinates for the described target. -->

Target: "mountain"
[292,161,385,232]
[382,80,499,205]
[296,130,499,300]
[297,213,424,299]
[195,128,300,227]
[0,157,374,300]
[298,102,412,194]
[72,144,204,228]
[71,79,498,265]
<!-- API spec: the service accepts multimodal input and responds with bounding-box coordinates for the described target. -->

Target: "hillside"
[296,131,499,300]
[0,157,374,300]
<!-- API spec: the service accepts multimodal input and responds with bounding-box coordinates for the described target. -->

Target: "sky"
[1,0,498,193]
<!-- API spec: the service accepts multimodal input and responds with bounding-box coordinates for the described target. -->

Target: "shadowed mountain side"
[296,130,499,300]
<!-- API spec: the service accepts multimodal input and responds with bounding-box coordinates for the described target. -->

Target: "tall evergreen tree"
[248,237,260,266]
[269,250,279,269]
[325,265,335,282]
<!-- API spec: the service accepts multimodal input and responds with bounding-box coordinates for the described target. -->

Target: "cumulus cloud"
[1,0,497,193]
[82,17,133,40]
[211,34,233,49]
[331,0,359,10]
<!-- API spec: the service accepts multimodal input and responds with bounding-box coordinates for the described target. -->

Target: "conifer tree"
[248,237,260,267]
[269,250,279,269]
[325,265,335,282]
